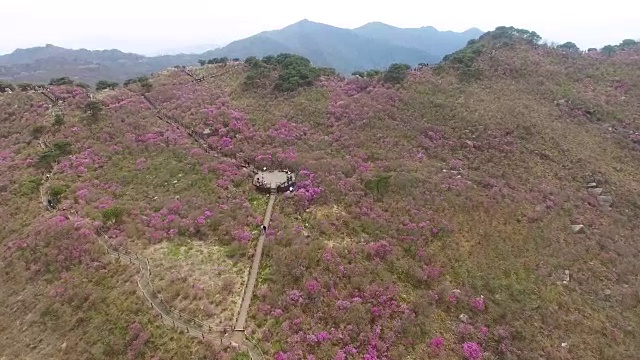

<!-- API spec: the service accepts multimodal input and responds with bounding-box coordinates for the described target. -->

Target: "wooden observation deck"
[252,169,296,194]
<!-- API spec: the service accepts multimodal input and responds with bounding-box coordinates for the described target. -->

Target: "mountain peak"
[360,21,393,27]
[292,18,316,26]
[354,22,400,32]
[463,27,483,34]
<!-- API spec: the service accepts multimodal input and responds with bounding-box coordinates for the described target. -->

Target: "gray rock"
[588,188,603,195]
[570,224,585,234]
[597,195,613,208]
[586,182,598,188]
[459,313,470,323]
[603,289,612,295]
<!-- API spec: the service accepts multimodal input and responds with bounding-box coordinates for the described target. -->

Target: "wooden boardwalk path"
[234,193,276,332]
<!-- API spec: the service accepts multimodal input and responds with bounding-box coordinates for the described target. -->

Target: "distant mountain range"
[0,20,482,85]
[203,20,482,74]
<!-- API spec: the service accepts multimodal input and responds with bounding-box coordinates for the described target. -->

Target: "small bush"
[49,184,69,203]
[16,177,42,197]
[49,77,74,86]
[95,80,119,91]
[365,69,383,78]
[244,56,259,66]
[364,174,392,201]
[36,141,73,169]
[83,100,104,123]
[30,125,47,139]
[382,63,411,85]
[123,76,152,92]
[243,60,272,90]
[273,54,320,92]
[52,112,65,127]
[102,206,125,224]
[232,352,251,360]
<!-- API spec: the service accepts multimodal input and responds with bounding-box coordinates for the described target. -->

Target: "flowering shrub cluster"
[48,85,91,107]
[126,322,150,359]
[292,169,322,208]
[268,120,310,142]
[3,213,100,275]
[56,148,105,176]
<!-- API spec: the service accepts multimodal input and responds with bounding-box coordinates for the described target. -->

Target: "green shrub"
[232,352,251,360]
[123,76,152,92]
[365,69,382,78]
[36,141,72,169]
[102,206,125,224]
[244,56,259,66]
[16,177,42,197]
[83,100,104,123]
[49,77,74,86]
[273,54,320,92]
[138,76,152,93]
[382,63,411,85]
[243,60,272,90]
[49,184,69,203]
[52,141,72,155]
[30,125,47,138]
[52,112,65,127]
[95,80,119,91]
[364,174,392,201]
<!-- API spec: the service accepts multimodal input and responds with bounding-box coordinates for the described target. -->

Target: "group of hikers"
[254,168,295,190]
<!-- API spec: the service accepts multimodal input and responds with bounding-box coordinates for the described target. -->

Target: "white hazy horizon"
[1,0,638,56]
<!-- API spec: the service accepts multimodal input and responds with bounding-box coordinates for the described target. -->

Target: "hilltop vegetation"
[1,26,640,360]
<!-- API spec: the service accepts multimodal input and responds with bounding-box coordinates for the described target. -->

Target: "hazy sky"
[1,0,638,55]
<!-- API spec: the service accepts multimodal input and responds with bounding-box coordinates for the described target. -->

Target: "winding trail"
[137,91,254,172]
[95,227,266,358]
[32,71,273,358]
[98,236,226,336]
[140,93,220,158]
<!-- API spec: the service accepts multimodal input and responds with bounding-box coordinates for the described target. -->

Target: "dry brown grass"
[142,240,249,328]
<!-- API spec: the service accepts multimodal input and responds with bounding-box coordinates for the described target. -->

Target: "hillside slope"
[1,30,640,360]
